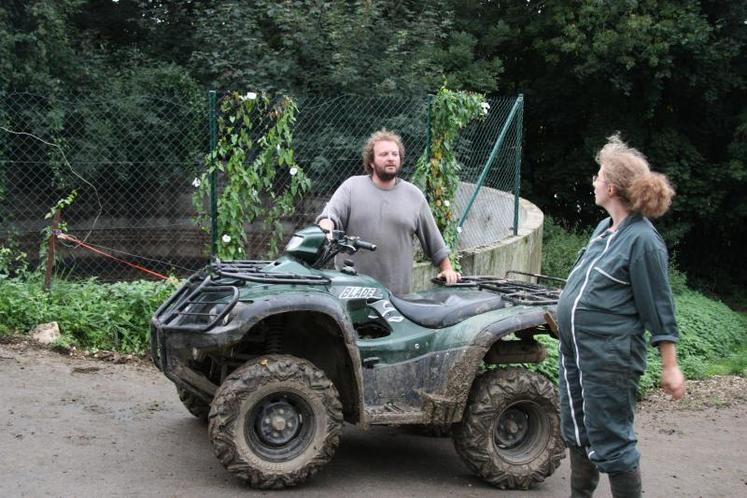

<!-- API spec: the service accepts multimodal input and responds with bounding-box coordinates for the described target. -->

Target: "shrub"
[534,220,747,396]
[528,290,747,396]
[541,216,590,279]
[0,273,178,354]
[637,290,747,391]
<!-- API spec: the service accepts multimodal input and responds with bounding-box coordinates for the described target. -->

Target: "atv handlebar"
[353,239,376,252]
[313,229,376,268]
[329,230,376,253]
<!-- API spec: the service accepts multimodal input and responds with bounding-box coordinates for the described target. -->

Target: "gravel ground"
[2,336,746,498]
[640,374,747,411]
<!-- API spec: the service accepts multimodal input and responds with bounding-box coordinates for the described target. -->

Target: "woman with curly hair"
[556,134,686,498]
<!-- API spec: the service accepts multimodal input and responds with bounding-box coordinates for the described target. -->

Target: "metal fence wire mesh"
[0,91,523,280]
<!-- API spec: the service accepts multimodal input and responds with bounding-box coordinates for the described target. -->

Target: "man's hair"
[361,129,405,175]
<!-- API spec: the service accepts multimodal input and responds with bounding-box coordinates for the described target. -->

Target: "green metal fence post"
[458,95,523,232]
[208,90,218,257]
[512,95,524,236]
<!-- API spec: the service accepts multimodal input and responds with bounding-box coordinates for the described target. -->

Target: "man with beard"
[316,129,459,295]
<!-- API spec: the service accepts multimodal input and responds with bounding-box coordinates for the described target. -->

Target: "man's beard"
[374,164,399,181]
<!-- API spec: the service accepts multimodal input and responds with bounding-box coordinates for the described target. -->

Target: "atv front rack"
[153,272,240,331]
[432,272,564,305]
[153,260,331,332]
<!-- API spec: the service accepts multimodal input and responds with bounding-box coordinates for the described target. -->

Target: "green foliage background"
[414,87,487,266]
[0,219,744,398]
[193,92,310,259]
[4,0,744,300]
[530,218,747,395]
[1,1,745,301]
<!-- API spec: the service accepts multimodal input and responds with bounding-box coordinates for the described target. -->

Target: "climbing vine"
[414,86,487,268]
[193,92,310,259]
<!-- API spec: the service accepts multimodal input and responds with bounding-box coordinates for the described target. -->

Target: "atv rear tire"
[177,387,209,422]
[453,367,564,489]
[208,355,343,489]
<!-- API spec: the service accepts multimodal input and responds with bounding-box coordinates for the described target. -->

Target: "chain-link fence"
[0,91,522,281]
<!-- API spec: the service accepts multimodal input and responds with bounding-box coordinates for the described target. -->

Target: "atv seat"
[389,290,505,328]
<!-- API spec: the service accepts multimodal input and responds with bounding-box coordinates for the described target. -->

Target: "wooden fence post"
[43,209,61,292]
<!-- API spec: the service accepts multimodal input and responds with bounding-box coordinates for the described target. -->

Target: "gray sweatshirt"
[316,175,450,295]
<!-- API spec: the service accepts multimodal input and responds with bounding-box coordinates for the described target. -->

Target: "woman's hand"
[661,365,685,400]
[659,341,685,400]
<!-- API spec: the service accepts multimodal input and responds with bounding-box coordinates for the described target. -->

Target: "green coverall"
[556,214,679,473]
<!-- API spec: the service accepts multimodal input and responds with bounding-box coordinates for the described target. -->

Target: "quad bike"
[150,225,566,490]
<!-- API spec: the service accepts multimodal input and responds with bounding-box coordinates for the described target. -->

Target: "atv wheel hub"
[495,407,529,449]
[255,399,302,446]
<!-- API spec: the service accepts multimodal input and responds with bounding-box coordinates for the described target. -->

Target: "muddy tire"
[452,367,564,489]
[208,355,343,489]
[177,387,210,422]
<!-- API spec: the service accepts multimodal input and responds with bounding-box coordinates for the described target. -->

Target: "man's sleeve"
[315,180,351,230]
[630,244,679,346]
[415,198,450,266]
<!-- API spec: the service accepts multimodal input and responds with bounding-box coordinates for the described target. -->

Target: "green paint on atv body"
[151,225,558,426]
[150,225,566,490]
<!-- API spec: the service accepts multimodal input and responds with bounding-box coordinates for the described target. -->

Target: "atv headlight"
[209,303,234,326]
[285,235,304,251]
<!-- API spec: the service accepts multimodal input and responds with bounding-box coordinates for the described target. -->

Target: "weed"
[704,345,747,377]
[0,270,178,354]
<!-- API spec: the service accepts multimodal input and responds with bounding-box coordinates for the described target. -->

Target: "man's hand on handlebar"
[437,257,461,285]
[437,269,461,285]
[318,218,335,240]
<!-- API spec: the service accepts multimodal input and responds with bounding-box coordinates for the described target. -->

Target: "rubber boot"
[609,468,642,498]
[569,445,599,498]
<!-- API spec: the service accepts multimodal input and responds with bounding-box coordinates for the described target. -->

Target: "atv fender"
[154,291,366,424]
[431,308,551,423]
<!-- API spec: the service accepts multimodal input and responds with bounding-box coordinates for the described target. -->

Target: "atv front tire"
[208,355,343,489]
[453,367,564,489]
[177,386,209,422]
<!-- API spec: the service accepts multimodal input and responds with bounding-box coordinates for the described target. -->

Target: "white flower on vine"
[457,226,463,233]
[276,144,281,152]
[252,189,258,198]
[242,92,257,101]
[481,102,490,114]
[192,177,201,188]
[289,167,298,176]
[444,200,450,207]
[221,234,231,244]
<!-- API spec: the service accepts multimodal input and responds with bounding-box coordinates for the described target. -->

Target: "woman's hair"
[596,133,675,218]
[361,129,405,175]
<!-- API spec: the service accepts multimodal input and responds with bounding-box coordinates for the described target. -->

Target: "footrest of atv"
[365,404,426,425]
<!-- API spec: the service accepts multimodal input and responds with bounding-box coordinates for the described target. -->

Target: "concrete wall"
[411,190,544,292]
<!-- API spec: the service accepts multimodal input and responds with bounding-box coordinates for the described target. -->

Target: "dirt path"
[2,339,746,498]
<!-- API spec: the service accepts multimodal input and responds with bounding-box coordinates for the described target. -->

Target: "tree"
[450,0,746,292]
[181,0,500,95]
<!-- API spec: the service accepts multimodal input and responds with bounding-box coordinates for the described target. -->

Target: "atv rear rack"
[432,272,564,305]
[210,260,332,285]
